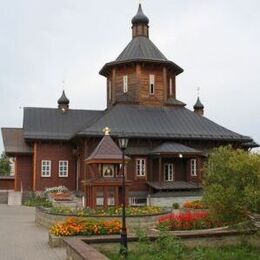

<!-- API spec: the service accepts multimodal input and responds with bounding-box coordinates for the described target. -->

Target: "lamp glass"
[119,137,129,149]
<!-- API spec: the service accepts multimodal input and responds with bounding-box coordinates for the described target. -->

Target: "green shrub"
[49,206,165,216]
[172,202,180,209]
[102,232,260,260]
[203,146,260,223]
[23,196,52,207]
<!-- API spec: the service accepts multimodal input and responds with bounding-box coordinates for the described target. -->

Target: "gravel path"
[0,205,66,260]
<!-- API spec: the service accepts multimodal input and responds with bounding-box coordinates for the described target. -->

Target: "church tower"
[100,4,185,108]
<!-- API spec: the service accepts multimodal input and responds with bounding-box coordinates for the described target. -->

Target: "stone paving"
[0,205,66,260]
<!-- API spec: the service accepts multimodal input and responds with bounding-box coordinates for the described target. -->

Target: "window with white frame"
[169,78,173,96]
[41,160,51,177]
[96,197,104,206]
[136,159,146,176]
[149,74,155,95]
[123,75,128,93]
[164,163,174,181]
[59,160,68,177]
[191,159,197,176]
[129,197,147,206]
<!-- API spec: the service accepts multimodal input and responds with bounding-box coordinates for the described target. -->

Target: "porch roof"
[147,181,202,190]
[1,128,33,155]
[86,134,129,164]
[150,142,203,155]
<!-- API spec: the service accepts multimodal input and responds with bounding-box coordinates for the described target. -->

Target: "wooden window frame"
[41,160,51,177]
[136,158,146,177]
[149,74,155,95]
[191,159,197,177]
[102,164,115,178]
[164,163,174,181]
[59,160,69,177]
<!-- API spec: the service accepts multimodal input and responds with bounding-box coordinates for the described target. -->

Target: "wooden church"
[2,4,258,208]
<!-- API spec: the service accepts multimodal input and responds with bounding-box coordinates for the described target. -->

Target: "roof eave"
[150,152,206,157]
[99,59,184,77]
[76,132,252,143]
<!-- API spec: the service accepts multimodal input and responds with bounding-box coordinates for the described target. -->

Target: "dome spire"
[131,4,150,38]
[58,90,70,111]
[193,88,204,116]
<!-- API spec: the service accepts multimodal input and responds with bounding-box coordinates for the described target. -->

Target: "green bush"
[102,232,260,260]
[172,202,180,209]
[23,196,52,207]
[203,146,260,223]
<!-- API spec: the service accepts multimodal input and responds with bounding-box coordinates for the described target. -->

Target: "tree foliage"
[0,152,11,176]
[203,146,260,223]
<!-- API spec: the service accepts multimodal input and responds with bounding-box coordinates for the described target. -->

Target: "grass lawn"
[97,235,260,260]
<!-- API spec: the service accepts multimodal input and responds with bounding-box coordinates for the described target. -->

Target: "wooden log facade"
[1,4,257,208]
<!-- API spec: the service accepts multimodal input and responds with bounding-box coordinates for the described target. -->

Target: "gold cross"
[103,127,111,136]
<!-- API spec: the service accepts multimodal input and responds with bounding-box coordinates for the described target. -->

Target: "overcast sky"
[0,0,259,152]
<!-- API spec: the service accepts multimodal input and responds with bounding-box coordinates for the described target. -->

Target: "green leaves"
[203,146,260,223]
[0,152,11,175]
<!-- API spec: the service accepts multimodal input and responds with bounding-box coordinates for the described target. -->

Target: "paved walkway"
[0,205,66,260]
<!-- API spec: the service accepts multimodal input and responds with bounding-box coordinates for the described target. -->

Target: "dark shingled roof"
[78,104,252,142]
[100,37,184,76]
[116,36,167,62]
[23,107,103,140]
[126,146,151,155]
[1,128,32,155]
[151,142,202,155]
[132,4,149,25]
[241,141,259,148]
[147,181,202,190]
[167,97,186,106]
[86,134,128,163]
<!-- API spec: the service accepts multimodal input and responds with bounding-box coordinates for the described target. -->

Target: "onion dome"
[58,90,70,111]
[131,4,149,25]
[193,97,204,116]
[193,97,204,110]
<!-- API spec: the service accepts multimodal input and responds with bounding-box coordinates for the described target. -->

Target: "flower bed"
[49,206,164,217]
[158,211,223,231]
[50,217,121,237]
[50,192,72,201]
[183,200,206,209]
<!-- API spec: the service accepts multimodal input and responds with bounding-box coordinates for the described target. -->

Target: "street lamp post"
[118,135,129,256]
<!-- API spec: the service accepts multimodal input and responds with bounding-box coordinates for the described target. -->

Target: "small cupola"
[131,4,150,38]
[193,97,204,116]
[58,90,70,112]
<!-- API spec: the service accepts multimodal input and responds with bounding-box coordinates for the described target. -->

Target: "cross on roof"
[103,127,111,136]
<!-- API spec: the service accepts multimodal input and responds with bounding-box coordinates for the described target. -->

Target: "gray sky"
[0,0,259,152]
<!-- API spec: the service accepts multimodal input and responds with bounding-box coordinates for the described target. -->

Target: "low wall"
[0,176,14,190]
[150,196,202,207]
[63,228,257,260]
[36,207,169,231]
[65,237,108,260]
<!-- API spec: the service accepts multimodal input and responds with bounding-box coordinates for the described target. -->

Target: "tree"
[0,152,11,176]
[203,146,260,223]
